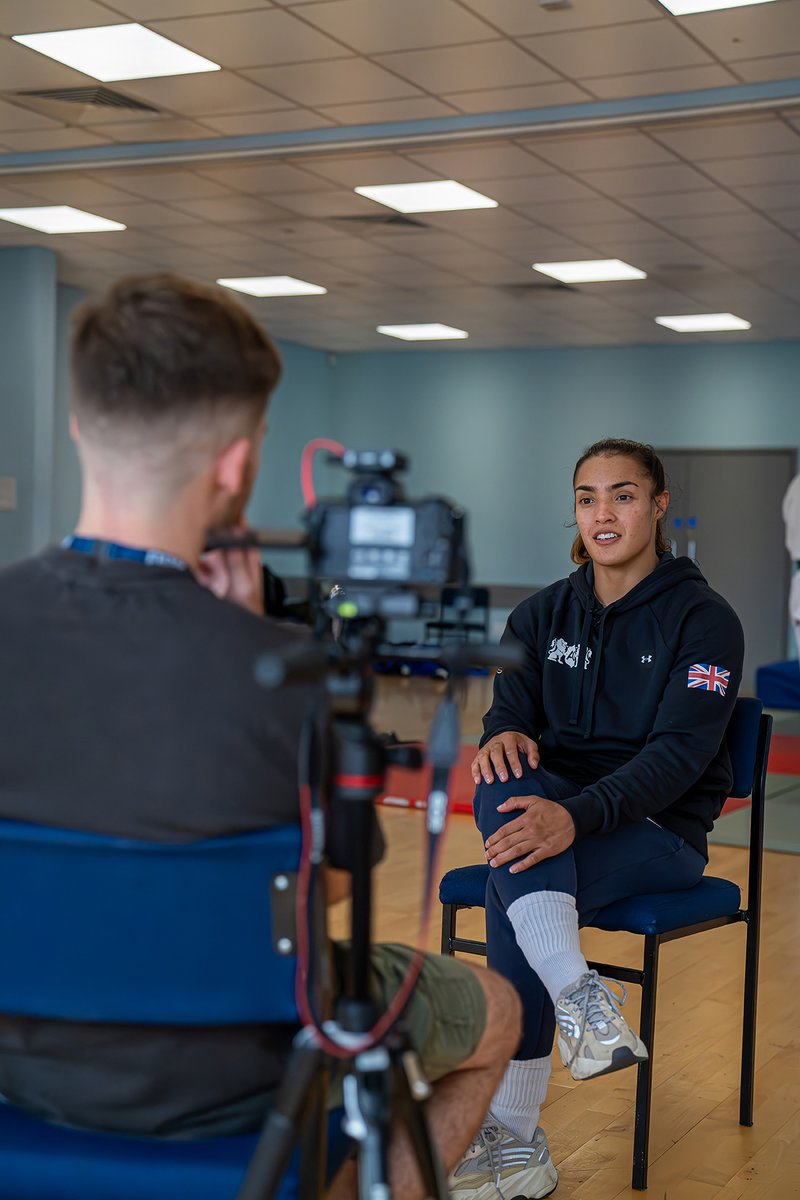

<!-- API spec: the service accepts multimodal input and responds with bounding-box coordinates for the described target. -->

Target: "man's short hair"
[71,273,282,445]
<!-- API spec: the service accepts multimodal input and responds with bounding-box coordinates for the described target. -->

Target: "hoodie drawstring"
[569,601,595,727]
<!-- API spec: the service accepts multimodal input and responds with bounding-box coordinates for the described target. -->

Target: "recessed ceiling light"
[0,206,126,233]
[355,181,498,213]
[657,0,778,12]
[216,276,327,297]
[12,23,220,82]
[532,259,647,283]
[655,313,751,332]
[376,324,469,341]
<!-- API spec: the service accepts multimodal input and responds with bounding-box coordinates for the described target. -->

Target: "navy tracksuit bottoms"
[473,762,706,1060]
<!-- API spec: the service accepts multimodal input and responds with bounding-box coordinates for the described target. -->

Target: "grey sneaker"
[449,1119,558,1199]
[555,969,648,1081]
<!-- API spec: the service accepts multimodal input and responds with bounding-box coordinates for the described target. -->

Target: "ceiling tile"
[732,181,800,210]
[510,196,634,225]
[444,81,592,113]
[317,96,460,124]
[524,130,678,171]
[199,110,335,135]
[14,174,143,205]
[483,174,602,204]
[148,223,270,249]
[405,142,552,181]
[559,217,667,245]
[193,162,334,194]
[296,153,440,187]
[150,10,350,69]
[647,211,784,239]
[578,162,714,196]
[682,3,800,62]
[169,195,295,223]
[416,207,537,234]
[241,58,421,107]
[372,42,560,93]
[0,0,122,35]
[457,0,663,37]
[120,72,290,118]
[260,190,381,218]
[585,64,737,99]
[98,117,216,142]
[0,37,92,89]
[109,0,271,17]
[0,127,111,150]
[96,169,237,201]
[622,188,750,218]
[650,115,800,160]
[0,99,63,132]
[733,53,800,83]
[521,21,713,79]
[697,153,800,187]
[297,0,495,54]
[84,200,198,226]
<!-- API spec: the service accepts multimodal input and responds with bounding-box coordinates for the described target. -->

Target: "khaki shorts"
[331,941,486,1085]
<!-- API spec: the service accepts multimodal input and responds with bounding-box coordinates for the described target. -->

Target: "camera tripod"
[239,635,458,1200]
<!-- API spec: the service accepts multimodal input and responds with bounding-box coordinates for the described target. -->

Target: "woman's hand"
[484,795,575,873]
[471,731,539,785]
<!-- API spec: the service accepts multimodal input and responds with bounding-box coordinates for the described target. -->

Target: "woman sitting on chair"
[450,438,744,1200]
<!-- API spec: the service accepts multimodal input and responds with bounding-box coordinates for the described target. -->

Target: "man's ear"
[69,413,80,443]
[214,436,252,499]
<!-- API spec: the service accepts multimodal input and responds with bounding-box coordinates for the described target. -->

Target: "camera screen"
[349,506,416,548]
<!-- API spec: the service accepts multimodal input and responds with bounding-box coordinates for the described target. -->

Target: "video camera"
[306,449,467,620]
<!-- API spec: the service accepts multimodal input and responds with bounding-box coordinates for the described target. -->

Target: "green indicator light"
[338,601,358,618]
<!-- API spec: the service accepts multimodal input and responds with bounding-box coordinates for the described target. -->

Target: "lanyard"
[62,535,189,572]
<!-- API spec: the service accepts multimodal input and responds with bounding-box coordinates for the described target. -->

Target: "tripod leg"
[393,1045,449,1200]
[237,1027,327,1200]
[343,1049,393,1200]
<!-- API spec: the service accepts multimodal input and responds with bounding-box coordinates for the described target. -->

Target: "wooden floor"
[333,677,800,1200]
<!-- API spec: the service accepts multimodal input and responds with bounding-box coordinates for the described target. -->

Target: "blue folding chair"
[439,696,772,1190]
[0,821,349,1200]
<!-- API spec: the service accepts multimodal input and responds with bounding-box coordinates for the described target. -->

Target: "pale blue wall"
[0,247,57,564]
[248,340,335,577]
[329,343,800,587]
[51,284,85,543]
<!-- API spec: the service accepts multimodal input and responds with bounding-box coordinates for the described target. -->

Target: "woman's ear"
[654,489,669,520]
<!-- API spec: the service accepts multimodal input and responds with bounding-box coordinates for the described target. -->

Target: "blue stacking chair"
[0,821,349,1200]
[439,696,772,1190]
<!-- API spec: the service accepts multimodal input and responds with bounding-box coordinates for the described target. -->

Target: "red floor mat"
[767,733,800,776]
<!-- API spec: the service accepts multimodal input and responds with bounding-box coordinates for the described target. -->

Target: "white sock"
[507,890,587,1004]
[490,1056,551,1143]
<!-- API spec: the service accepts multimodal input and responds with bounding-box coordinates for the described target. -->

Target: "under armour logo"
[641,655,653,664]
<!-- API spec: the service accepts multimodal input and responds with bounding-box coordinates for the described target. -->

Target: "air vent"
[332,214,429,229]
[16,87,158,113]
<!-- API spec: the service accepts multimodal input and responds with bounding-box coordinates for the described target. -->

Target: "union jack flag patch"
[687,663,730,696]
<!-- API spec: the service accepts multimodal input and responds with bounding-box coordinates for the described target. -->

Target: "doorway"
[657,449,796,693]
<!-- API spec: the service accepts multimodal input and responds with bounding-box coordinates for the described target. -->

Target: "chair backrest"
[726,696,766,799]
[0,821,303,1026]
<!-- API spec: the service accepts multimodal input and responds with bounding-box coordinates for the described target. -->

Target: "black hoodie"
[481,554,745,858]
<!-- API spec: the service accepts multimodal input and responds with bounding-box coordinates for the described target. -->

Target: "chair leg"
[740,911,761,1126]
[632,935,660,1192]
[440,903,456,956]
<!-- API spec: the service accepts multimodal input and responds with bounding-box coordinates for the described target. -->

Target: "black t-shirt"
[0,548,316,1138]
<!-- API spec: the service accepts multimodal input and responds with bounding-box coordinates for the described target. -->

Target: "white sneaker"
[449,1119,558,1199]
[555,969,648,1081]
